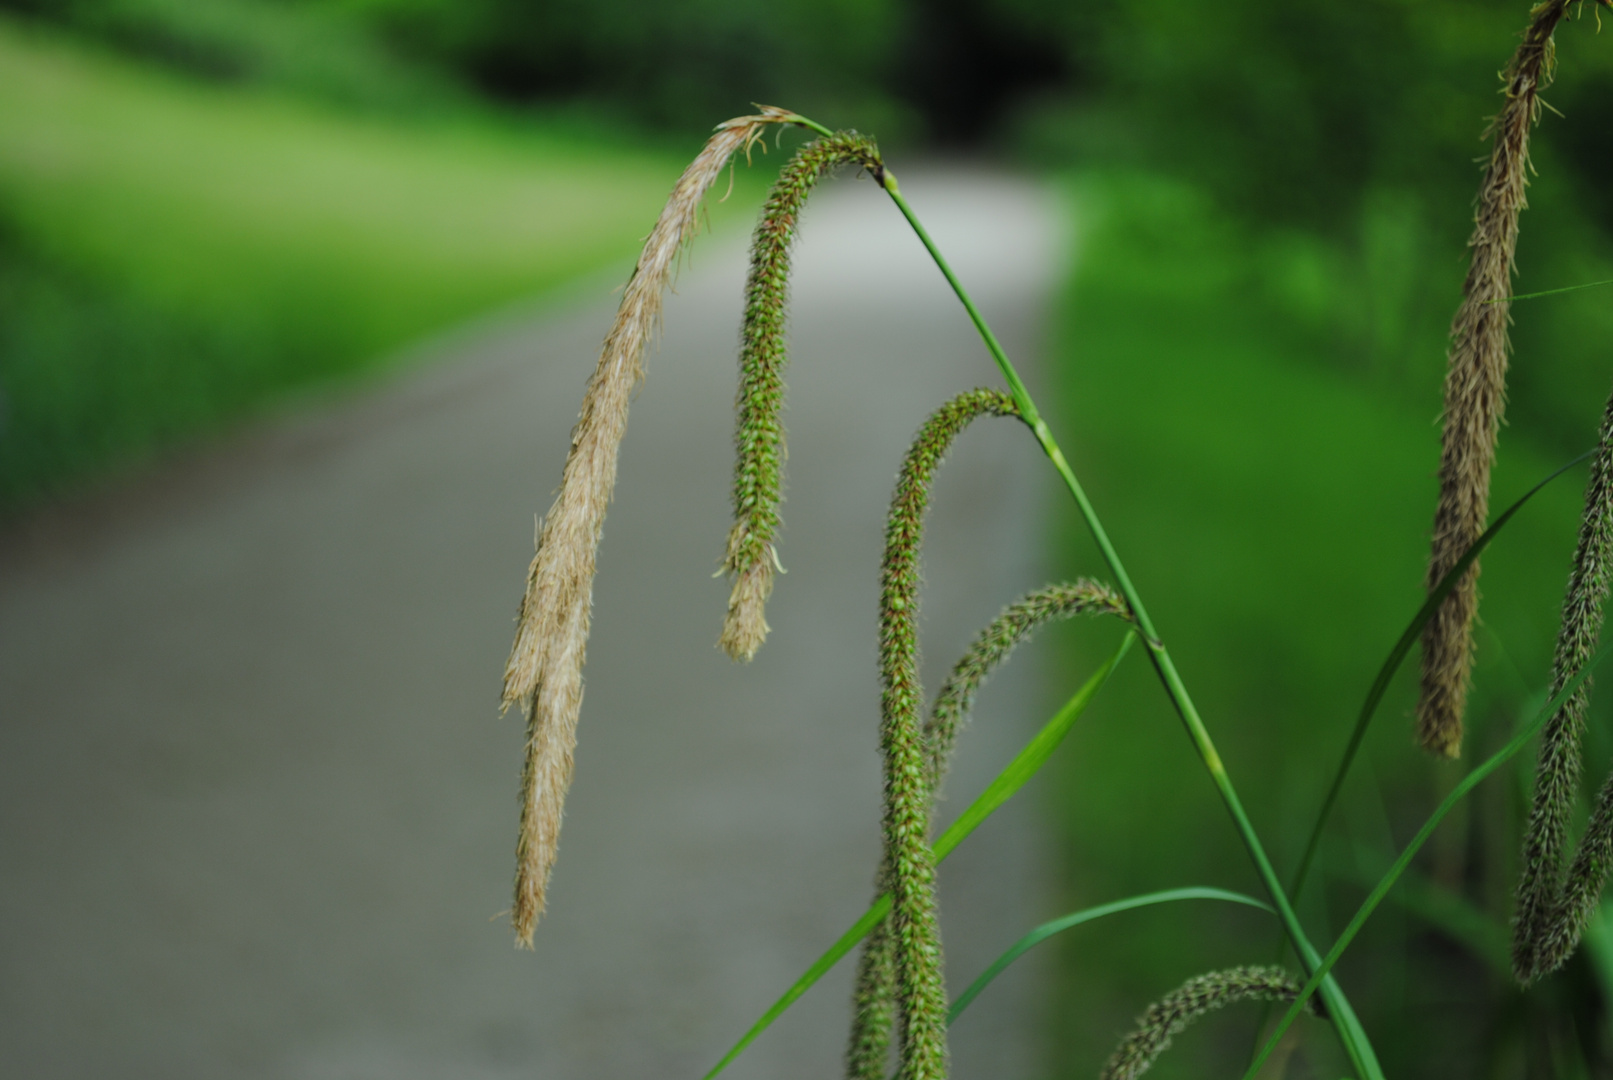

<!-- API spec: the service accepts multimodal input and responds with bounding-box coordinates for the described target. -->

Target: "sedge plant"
[499,3,1613,1074]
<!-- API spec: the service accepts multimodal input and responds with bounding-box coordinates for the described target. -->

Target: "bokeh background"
[3,1,1613,1077]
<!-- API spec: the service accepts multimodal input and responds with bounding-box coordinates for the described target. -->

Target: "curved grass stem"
[948,887,1275,1024]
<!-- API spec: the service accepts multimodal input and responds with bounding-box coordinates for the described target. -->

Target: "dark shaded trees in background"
[10,0,1611,231]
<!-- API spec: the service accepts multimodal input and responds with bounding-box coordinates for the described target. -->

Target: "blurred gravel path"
[0,167,1072,1079]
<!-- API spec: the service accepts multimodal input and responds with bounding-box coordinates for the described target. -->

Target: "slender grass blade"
[699,632,1134,1080]
[1484,277,1613,303]
[1244,636,1613,1080]
[1289,449,1593,903]
[948,887,1273,1023]
[1325,845,1510,974]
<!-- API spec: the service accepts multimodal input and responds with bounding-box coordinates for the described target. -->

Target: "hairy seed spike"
[926,579,1130,791]
[720,131,885,661]
[846,863,898,1080]
[849,577,1128,1071]
[502,106,797,947]
[1418,0,1588,758]
[867,388,1020,1080]
[1512,378,1613,983]
[1099,967,1311,1080]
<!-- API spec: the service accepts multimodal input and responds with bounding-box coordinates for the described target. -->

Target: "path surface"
[0,167,1072,1079]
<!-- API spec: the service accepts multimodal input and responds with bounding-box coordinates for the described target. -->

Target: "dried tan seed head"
[503,106,796,947]
[1417,0,1594,758]
[717,553,774,662]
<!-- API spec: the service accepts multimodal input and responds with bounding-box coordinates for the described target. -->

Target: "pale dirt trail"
[0,167,1074,1079]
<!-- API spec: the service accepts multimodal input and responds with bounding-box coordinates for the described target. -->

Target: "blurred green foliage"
[1004,1,1613,232]
[22,0,1604,237]
[5,0,1612,512]
[0,0,1071,140]
[3,0,452,107]
[1032,162,1613,1077]
[0,18,766,507]
[1010,6,1613,1075]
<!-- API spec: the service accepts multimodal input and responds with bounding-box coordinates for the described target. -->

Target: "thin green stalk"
[779,109,1373,1072]
[1485,277,1613,303]
[1242,636,1613,1080]
[868,154,1380,1080]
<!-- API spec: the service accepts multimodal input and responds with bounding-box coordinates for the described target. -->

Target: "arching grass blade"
[1289,449,1593,904]
[1324,844,1510,975]
[948,887,1274,1023]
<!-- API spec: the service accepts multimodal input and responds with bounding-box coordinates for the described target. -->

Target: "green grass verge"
[0,17,766,509]
[1039,171,1605,1080]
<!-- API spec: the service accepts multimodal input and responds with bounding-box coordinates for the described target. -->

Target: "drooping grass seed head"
[503,106,797,947]
[1417,0,1599,758]
[1512,377,1613,983]
[846,864,898,1080]
[926,579,1129,789]
[874,388,1021,1080]
[847,576,1126,1077]
[1100,967,1310,1080]
[719,131,885,661]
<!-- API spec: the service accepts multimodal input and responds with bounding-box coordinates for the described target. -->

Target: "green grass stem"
[700,632,1133,1080]
[1250,451,1592,1060]
[1325,844,1511,975]
[829,133,1383,1080]
[947,887,1274,1024]
[1241,636,1613,1080]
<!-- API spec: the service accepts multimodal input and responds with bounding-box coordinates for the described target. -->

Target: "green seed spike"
[927,580,1129,789]
[846,863,898,1080]
[1102,967,1309,1080]
[719,130,884,662]
[1513,380,1613,983]
[869,388,1021,1080]
[850,579,1128,1076]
